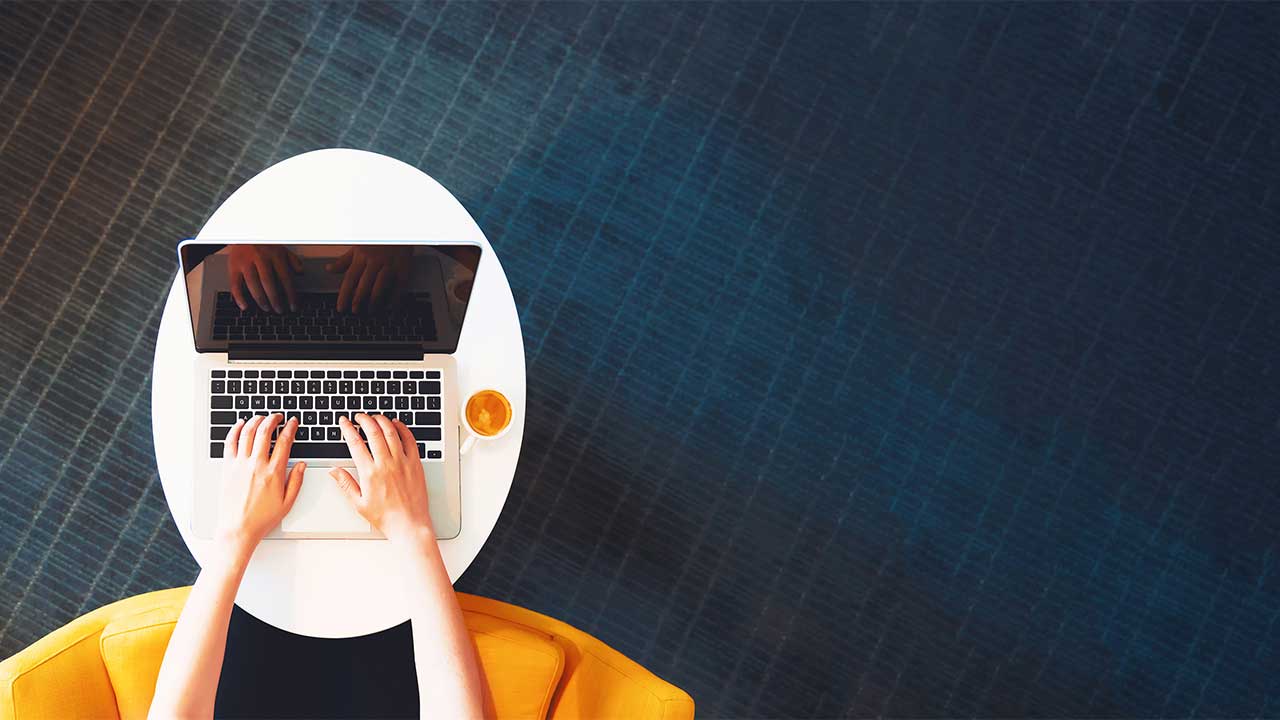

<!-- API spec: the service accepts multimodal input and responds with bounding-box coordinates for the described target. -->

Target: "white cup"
[459,389,513,455]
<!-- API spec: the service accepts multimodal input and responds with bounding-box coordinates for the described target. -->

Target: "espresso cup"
[459,389,513,454]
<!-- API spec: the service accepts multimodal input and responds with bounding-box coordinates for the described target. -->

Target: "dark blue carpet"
[1,2,1279,717]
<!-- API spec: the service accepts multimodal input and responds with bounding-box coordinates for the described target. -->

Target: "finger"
[326,248,353,273]
[256,259,284,313]
[241,263,271,312]
[224,418,246,456]
[369,265,393,312]
[338,416,374,466]
[374,414,402,457]
[230,274,250,311]
[354,413,390,460]
[239,415,264,457]
[336,257,364,312]
[253,413,283,459]
[270,417,299,467]
[330,467,362,504]
[351,265,378,314]
[393,419,417,460]
[272,255,298,311]
[283,462,306,510]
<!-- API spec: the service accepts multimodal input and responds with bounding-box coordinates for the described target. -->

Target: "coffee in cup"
[460,389,513,453]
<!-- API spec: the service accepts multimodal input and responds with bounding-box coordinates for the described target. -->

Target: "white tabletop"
[152,149,524,638]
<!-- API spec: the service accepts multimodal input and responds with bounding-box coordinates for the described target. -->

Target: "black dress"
[214,605,420,719]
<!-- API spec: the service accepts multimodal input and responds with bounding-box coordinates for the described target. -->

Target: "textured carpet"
[1,2,1279,717]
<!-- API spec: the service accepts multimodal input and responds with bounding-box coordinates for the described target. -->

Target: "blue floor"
[1,2,1279,717]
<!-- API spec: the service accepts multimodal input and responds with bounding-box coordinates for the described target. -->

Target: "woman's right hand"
[331,413,433,542]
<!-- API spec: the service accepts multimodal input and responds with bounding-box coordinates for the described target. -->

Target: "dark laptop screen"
[179,242,481,355]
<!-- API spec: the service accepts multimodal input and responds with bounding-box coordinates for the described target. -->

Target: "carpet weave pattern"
[1,2,1279,717]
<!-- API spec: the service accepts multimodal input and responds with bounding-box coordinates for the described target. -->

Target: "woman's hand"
[326,246,412,314]
[216,414,306,552]
[228,245,303,313]
[331,413,432,542]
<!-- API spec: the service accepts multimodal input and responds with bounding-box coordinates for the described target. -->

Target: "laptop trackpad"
[281,466,372,534]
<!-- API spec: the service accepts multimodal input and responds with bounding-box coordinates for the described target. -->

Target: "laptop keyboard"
[212,291,436,342]
[208,368,445,461]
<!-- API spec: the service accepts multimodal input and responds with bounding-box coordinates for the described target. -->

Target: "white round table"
[152,149,524,638]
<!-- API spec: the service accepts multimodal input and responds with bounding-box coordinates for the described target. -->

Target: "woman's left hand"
[216,413,306,552]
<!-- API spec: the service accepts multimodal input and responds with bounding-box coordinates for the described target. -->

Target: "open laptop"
[178,240,482,540]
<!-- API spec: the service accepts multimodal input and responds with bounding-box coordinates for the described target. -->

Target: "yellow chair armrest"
[0,588,191,720]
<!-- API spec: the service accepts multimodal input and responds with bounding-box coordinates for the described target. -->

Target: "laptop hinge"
[227,345,423,362]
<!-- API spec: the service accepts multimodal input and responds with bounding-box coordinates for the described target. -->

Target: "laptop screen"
[179,242,482,356]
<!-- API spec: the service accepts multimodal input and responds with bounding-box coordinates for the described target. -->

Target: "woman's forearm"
[149,542,252,720]
[393,527,487,719]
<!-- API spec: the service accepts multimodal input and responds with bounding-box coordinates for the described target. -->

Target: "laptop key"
[327,427,341,441]
[211,442,224,458]
[379,397,393,410]
[363,397,377,410]
[427,397,441,410]
[328,396,341,409]
[251,395,265,409]
[211,411,237,424]
[411,396,424,410]
[268,396,281,409]
[427,450,442,460]
[376,371,391,379]
[417,443,425,458]
[290,442,350,459]
[212,370,226,378]
[414,412,441,426]
[283,397,297,409]
[303,412,317,425]
[409,371,424,379]
[395,396,409,410]
[211,426,230,441]
[227,380,241,393]
[299,396,313,409]
[393,371,408,379]
[410,427,441,441]
[211,396,233,409]
[211,380,225,393]
[297,427,309,441]
[235,396,250,409]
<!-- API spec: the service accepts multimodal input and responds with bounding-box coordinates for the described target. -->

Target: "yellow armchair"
[0,588,693,720]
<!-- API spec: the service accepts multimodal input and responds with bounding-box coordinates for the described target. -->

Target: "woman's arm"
[150,414,306,720]
[331,413,487,719]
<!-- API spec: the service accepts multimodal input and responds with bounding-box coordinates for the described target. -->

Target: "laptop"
[177,240,482,540]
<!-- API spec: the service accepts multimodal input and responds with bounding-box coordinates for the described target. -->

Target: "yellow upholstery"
[0,588,693,720]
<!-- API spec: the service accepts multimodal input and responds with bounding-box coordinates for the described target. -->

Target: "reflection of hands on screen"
[228,245,302,313]
[327,246,412,314]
